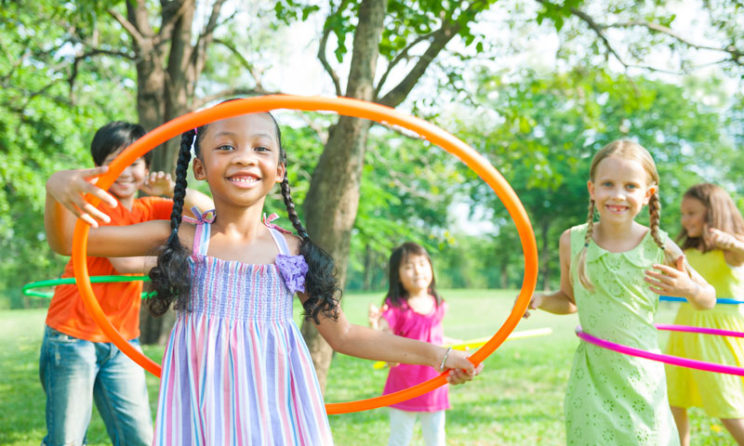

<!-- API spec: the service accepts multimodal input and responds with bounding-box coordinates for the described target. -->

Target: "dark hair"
[383,242,441,309]
[677,183,744,252]
[148,111,340,323]
[90,121,150,167]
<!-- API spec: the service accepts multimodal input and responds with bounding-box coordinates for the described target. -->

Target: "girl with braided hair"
[45,110,481,445]
[522,140,715,445]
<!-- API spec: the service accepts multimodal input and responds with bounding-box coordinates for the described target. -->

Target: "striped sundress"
[153,217,333,445]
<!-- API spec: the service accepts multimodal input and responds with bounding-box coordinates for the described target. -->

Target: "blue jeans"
[39,325,153,446]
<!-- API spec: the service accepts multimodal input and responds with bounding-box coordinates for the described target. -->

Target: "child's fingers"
[78,213,100,228]
[80,165,109,178]
[446,361,482,385]
[79,200,111,224]
[67,193,111,226]
[446,368,469,384]
[649,264,678,274]
[644,270,670,283]
[446,350,475,374]
[643,277,665,289]
[81,181,117,209]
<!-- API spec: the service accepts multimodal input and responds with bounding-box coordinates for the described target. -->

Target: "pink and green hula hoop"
[576,324,744,376]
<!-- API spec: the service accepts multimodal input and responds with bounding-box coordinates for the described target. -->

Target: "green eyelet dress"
[565,223,679,445]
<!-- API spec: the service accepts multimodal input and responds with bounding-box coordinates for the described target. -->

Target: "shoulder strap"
[267,227,291,256]
[192,222,211,257]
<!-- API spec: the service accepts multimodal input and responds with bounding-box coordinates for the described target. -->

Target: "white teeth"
[230,177,257,183]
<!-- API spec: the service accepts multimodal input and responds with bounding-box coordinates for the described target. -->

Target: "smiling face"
[398,253,434,296]
[587,156,655,225]
[193,113,285,209]
[102,147,147,205]
[680,196,707,238]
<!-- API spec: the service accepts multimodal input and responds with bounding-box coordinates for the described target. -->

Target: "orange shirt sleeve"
[45,195,174,342]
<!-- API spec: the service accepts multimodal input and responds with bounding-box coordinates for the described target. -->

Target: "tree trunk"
[301,0,386,393]
[128,0,218,344]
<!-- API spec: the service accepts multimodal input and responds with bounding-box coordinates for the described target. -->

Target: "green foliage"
[0,2,136,308]
[346,128,463,290]
[451,67,737,289]
[536,0,585,31]
[272,0,497,70]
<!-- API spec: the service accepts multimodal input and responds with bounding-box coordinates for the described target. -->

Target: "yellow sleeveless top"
[685,249,744,300]
[665,248,744,417]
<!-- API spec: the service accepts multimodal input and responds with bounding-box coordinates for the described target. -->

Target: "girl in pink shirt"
[369,242,452,446]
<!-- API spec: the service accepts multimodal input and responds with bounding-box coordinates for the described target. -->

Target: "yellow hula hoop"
[372,328,552,369]
[71,95,539,414]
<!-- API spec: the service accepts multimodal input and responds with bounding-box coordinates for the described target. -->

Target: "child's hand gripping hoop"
[70,95,539,414]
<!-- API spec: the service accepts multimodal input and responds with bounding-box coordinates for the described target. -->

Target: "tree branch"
[212,37,265,90]
[108,7,145,47]
[378,23,460,107]
[183,0,230,100]
[158,0,191,39]
[535,0,743,69]
[198,0,231,41]
[1,79,71,114]
[374,32,435,99]
[604,20,742,65]
[317,0,352,96]
[534,0,629,68]
[67,48,136,92]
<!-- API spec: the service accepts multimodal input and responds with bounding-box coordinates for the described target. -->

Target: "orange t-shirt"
[45,196,173,342]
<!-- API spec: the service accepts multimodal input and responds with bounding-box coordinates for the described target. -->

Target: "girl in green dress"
[524,140,716,445]
[666,183,744,446]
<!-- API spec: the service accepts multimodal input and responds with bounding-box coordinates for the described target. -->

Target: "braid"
[279,176,339,323]
[168,132,193,242]
[148,130,195,316]
[280,177,309,239]
[577,199,596,291]
[648,191,678,266]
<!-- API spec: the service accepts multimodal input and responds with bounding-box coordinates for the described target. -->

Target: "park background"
[1,0,742,444]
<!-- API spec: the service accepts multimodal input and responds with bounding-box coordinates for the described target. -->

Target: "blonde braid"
[577,199,596,291]
[648,192,680,267]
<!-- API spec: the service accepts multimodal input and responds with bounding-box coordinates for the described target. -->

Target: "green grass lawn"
[0,290,736,445]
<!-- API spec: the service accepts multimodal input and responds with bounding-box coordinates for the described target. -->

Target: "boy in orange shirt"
[41,121,211,446]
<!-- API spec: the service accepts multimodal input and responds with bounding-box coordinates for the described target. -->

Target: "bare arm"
[310,301,482,384]
[141,171,213,218]
[707,228,744,267]
[109,256,158,274]
[82,220,172,257]
[523,229,577,318]
[644,242,716,310]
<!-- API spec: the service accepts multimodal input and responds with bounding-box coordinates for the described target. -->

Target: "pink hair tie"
[262,213,292,234]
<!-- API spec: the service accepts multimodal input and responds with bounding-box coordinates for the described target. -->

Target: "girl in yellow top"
[666,183,744,446]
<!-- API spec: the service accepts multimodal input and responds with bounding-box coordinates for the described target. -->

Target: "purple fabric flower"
[275,254,309,294]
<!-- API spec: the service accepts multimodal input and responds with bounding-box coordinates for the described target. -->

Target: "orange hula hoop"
[71,95,538,415]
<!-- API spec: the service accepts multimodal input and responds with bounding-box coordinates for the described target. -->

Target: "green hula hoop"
[23,276,154,299]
